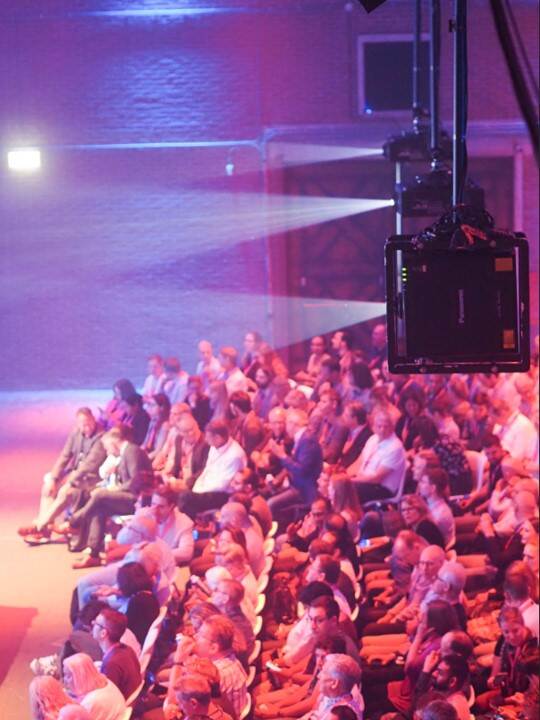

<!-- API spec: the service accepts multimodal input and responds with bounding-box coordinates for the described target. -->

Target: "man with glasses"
[92,607,141,700]
[176,615,247,719]
[421,562,467,631]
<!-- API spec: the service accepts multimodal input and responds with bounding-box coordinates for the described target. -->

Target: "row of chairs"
[241,521,278,719]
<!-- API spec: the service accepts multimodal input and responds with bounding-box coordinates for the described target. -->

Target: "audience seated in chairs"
[23,331,540,720]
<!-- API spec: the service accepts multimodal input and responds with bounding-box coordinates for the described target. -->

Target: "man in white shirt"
[218,346,249,395]
[180,420,247,517]
[492,398,539,467]
[348,410,406,504]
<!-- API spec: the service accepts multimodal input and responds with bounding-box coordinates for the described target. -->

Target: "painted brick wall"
[0,0,537,389]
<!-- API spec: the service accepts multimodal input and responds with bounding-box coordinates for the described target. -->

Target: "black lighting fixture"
[356,0,388,12]
[395,165,484,218]
[384,0,530,374]
[382,127,451,164]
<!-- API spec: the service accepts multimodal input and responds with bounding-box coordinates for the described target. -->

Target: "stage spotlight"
[270,142,382,166]
[395,168,484,218]
[7,147,41,172]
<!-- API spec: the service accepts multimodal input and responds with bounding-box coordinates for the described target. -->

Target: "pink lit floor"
[0,391,109,719]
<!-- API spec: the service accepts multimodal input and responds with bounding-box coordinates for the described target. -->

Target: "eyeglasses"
[92,620,107,631]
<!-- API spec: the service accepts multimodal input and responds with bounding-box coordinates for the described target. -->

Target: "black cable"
[503,0,540,104]
[490,0,540,165]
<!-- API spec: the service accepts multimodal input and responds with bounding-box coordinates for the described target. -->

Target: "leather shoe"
[72,555,102,570]
[24,531,51,546]
[68,538,87,553]
[18,524,38,537]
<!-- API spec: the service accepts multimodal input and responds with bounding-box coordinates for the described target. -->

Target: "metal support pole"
[395,161,403,234]
[429,0,441,161]
[412,0,423,129]
[452,0,467,208]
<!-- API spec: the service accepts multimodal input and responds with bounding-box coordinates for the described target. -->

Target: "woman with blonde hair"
[62,653,125,720]
[29,676,72,720]
[329,473,362,541]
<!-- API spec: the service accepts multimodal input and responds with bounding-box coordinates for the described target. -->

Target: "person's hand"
[415,614,428,639]
[268,439,286,459]
[298,513,317,537]
[504,692,525,706]
[163,703,181,720]
[423,650,440,674]
[94,585,117,598]
[478,513,495,537]
[173,634,195,662]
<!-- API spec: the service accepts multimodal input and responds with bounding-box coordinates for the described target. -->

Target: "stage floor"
[0,390,110,719]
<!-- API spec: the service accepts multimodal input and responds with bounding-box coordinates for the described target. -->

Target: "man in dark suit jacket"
[267,409,323,516]
[340,401,372,468]
[70,425,153,567]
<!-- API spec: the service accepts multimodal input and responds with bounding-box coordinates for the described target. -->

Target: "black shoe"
[68,538,86,553]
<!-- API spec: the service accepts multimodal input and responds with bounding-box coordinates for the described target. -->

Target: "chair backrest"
[263,555,273,576]
[464,450,487,492]
[139,605,168,675]
[254,593,266,615]
[257,573,269,594]
[252,615,263,637]
[125,679,144,707]
[248,639,261,665]
[263,537,275,556]
[246,665,256,688]
[239,691,252,720]
[392,463,407,504]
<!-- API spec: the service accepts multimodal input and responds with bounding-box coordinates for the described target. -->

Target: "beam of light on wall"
[7,148,41,172]
[198,291,386,347]
[0,187,394,289]
[268,142,383,166]
[77,8,238,18]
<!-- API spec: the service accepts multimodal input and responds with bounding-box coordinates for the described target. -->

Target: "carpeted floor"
[0,391,109,720]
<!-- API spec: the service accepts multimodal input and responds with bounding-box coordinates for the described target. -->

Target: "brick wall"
[0,0,537,389]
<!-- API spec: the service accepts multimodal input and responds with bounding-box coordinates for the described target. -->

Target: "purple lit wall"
[0,1,537,390]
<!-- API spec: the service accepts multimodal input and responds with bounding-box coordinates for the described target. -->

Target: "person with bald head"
[348,410,406,504]
[195,339,222,391]
[267,408,323,516]
[421,562,467,630]
[374,545,447,631]
[166,412,210,492]
[152,402,192,476]
[491,397,538,467]
[74,517,176,616]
